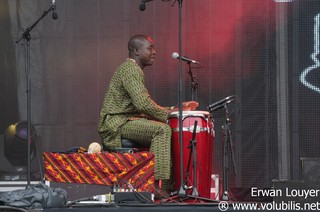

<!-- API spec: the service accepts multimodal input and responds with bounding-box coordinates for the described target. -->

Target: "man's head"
[128,34,156,69]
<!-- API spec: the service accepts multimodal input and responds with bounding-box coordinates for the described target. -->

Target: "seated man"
[98,34,197,198]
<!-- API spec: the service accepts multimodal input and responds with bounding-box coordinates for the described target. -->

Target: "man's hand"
[182,101,199,111]
[168,101,199,113]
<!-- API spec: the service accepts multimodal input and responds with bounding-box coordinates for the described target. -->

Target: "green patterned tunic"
[98,59,172,181]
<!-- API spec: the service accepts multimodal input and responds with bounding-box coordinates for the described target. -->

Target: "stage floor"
[44,204,220,212]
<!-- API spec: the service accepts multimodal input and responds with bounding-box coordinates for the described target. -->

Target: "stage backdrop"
[1,0,319,194]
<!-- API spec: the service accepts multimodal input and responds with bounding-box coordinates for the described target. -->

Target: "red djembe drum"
[168,110,214,198]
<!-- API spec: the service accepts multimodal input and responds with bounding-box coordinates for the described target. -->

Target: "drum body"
[168,111,214,198]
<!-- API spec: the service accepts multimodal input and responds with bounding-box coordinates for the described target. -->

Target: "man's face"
[137,38,156,67]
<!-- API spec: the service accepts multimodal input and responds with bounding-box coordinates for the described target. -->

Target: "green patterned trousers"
[121,118,172,181]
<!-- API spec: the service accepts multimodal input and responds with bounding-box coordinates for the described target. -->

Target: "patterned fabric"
[121,118,172,181]
[98,59,172,182]
[98,59,169,148]
[43,152,155,192]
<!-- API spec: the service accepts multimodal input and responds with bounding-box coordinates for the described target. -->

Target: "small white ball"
[88,142,102,153]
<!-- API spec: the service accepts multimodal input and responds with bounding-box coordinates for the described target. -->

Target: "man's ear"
[134,48,139,55]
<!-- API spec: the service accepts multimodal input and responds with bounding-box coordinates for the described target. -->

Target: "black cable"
[119,179,156,204]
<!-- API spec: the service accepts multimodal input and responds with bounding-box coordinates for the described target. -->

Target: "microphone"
[208,95,236,112]
[52,0,58,20]
[171,52,201,65]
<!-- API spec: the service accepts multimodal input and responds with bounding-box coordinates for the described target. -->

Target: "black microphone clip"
[139,0,146,11]
[139,0,153,11]
[52,0,58,20]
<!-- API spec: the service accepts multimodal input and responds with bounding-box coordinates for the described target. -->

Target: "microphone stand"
[186,62,198,101]
[188,121,199,196]
[15,4,56,188]
[170,1,217,202]
[177,0,187,198]
[221,103,237,201]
